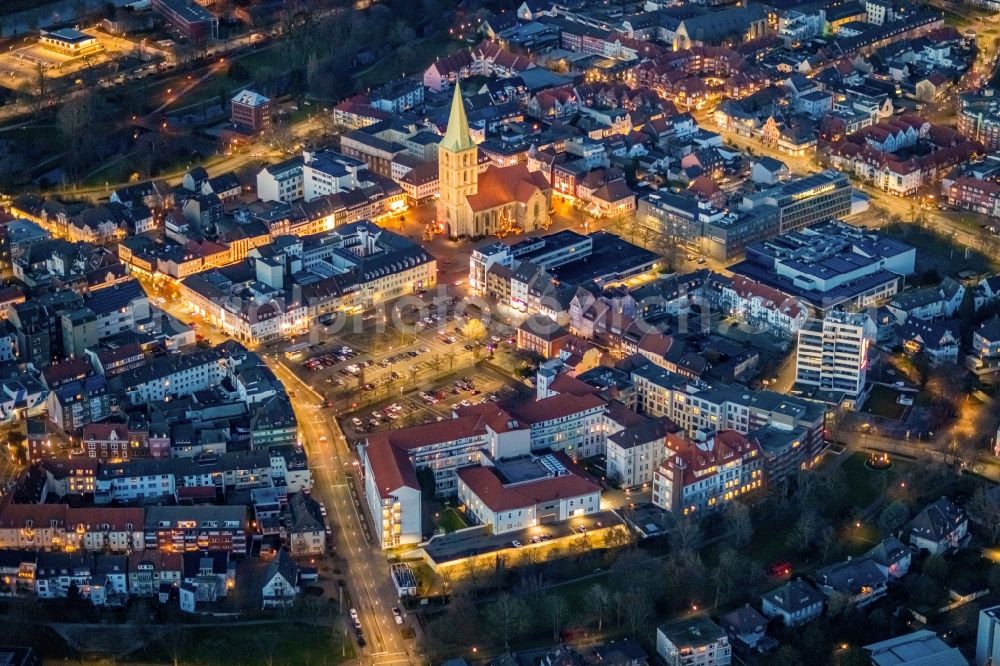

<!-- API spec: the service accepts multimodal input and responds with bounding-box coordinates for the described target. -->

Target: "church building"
[437,83,552,239]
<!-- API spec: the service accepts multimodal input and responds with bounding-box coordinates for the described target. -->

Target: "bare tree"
[484,592,531,649]
[672,515,702,553]
[544,594,569,642]
[584,583,610,631]
[970,487,1000,544]
[724,501,753,547]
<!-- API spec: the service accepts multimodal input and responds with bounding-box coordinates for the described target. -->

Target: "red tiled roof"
[364,438,421,498]
[547,373,601,397]
[42,358,92,386]
[508,392,605,425]
[457,456,599,512]
[0,503,67,528]
[82,422,129,442]
[466,164,551,212]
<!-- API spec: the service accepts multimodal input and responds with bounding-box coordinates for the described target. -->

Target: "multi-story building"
[457,452,601,534]
[637,191,781,261]
[151,0,218,41]
[738,171,853,235]
[362,437,423,550]
[117,351,226,406]
[0,505,143,553]
[795,311,876,409]
[652,430,764,515]
[732,221,915,313]
[605,414,674,488]
[656,615,731,666]
[978,604,1000,666]
[144,506,247,555]
[508,392,607,459]
[629,362,826,476]
[958,91,1000,150]
[230,90,272,133]
[286,492,325,556]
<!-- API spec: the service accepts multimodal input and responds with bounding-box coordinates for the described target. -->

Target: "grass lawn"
[437,507,468,533]
[865,384,908,420]
[139,622,352,665]
[883,224,1000,275]
[836,451,906,511]
[355,37,461,89]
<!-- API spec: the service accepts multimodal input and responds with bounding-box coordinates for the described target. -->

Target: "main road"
[145,280,418,666]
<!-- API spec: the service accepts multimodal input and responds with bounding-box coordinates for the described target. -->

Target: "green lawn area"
[140,622,352,665]
[355,37,461,89]
[865,384,907,420]
[883,224,1000,275]
[437,507,468,533]
[837,451,905,510]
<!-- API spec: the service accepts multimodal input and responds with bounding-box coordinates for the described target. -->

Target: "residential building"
[127,550,183,597]
[656,615,731,666]
[906,496,969,555]
[605,413,674,488]
[760,579,825,626]
[795,311,876,409]
[719,605,769,653]
[815,558,888,608]
[865,536,913,579]
[0,505,143,553]
[286,492,325,556]
[652,430,765,515]
[261,549,300,609]
[143,506,247,555]
[361,436,423,549]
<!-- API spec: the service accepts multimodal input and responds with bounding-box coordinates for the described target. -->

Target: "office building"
[230,90,272,133]
[151,0,219,41]
[739,170,852,235]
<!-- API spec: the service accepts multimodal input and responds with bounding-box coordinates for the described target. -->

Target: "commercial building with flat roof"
[39,28,103,56]
[739,170,853,235]
[731,220,915,313]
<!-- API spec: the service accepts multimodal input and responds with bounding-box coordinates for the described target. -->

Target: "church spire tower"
[437,81,478,238]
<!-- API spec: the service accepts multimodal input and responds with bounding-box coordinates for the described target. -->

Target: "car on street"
[392,607,404,624]
[511,540,522,548]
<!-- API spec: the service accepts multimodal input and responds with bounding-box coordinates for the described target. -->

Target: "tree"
[460,318,487,344]
[877,500,910,534]
[672,515,702,553]
[922,555,948,582]
[622,590,653,636]
[584,583,610,631]
[724,501,753,547]
[786,511,817,554]
[769,645,802,666]
[544,594,569,642]
[484,592,531,649]
[59,88,113,184]
[969,487,1000,544]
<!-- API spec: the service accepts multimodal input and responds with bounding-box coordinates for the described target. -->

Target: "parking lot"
[276,294,529,441]
[337,368,524,440]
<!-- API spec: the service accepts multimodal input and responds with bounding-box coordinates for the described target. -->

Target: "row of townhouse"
[0,504,247,555]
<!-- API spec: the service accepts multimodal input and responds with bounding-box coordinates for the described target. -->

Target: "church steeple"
[439,81,475,153]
